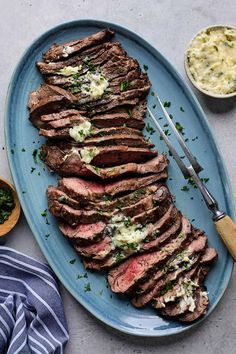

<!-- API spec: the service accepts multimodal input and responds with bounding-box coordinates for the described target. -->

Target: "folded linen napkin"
[0,247,69,354]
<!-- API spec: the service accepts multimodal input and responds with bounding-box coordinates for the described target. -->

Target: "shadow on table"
[201,95,236,115]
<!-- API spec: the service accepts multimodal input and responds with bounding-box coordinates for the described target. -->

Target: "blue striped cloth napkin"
[0,247,69,354]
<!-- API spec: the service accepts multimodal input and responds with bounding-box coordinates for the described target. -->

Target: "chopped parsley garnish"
[0,187,15,224]
[181,185,190,192]
[58,196,68,204]
[175,122,184,134]
[133,188,145,199]
[32,149,38,163]
[114,252,125,263]
[151,91,155,96]
[120,81,131,91]
[30,167,36,174]
[39,150,47,160]
[11,149,14,155]
[45,234,50,240]
[127,109,132,117]
[92,166,101,174]
[69,259,76,264]
[180,106,185,112]
[22,191,26,194]
[159,282,173,295]
[85,61,96,74]
[153,199,159,207]
[124,217,131,227]
[41,209,47,217]
[77,273,88,279]
[21,148,26,152]
[143,64,149,71]
[152,104,156,109]
[84,283,91,292]
[146,123,156,135]
[102,194,113,202]
[164,101,171,108]
[201,177,209,183]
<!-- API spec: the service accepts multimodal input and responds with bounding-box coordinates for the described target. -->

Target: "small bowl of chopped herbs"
[0,177,20,242]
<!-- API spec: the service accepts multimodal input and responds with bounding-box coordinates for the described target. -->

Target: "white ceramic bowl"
[184,25,236,99]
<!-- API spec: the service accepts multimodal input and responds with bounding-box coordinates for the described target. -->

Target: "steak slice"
[179,288,209,322]
[45,152,167,179]
[157,266,210,319]
[104,173,168,196]
[90,112,145,130]
[43,28,114,62]
[49,194,170,226]
[59,221,106,243]
[135,230,204,295]
[38,42,125,74]
[132,234,207,307]
[28,84,76,124]
[58,177,104,202]
[107,217,192,293]
[40,131,153,148]
[41,143,157,171]
[49,182,165,211]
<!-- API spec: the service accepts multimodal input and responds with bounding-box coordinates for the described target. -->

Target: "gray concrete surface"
[0,1,236,353]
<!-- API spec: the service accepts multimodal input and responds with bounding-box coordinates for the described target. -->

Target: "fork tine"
[147,107,191,179]
[155,94,203,173]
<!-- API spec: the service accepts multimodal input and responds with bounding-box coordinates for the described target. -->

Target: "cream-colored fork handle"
[215,215,236,261]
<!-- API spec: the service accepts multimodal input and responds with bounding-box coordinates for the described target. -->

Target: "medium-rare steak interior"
[28,28,217,323]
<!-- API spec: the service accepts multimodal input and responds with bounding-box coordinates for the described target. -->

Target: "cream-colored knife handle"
[215,215,236,261]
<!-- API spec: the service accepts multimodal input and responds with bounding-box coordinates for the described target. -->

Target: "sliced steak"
[153,265,199,316]
[104,173,168,196]
[43,28,114,62]
[132,234,207,307]
[49,193,170,226]
[90,112,145,130]
[59,221,106,243]
[38,42,125,74]
[28,84,76,124]
[46,154,167,179]
[41,143,157,172]
[107,217,192,293]
[179,288,209,322]
[75,204,175,261]
[58,177,104,202]
[40,131,153,148]
[136,230,205,295]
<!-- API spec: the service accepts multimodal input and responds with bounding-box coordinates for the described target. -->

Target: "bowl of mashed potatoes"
[185,25,236,98]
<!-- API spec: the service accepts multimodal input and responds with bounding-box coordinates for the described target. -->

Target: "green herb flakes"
[84,283,91,292]
[146,123,156,135]
[0,187,15,224]
[69,259,76,264]
[181,185,190,192]
[41,209,47,217]
[164,101,171,108]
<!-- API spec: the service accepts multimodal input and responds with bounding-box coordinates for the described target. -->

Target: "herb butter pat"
[187,27,236,94]
[80,147,99,164]
[69,121,92,142]
[107,214,149,251]
[81,73,109,100]
[57,65,82,76]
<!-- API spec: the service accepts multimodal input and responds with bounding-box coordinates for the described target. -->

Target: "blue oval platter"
[5,19,234,337]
